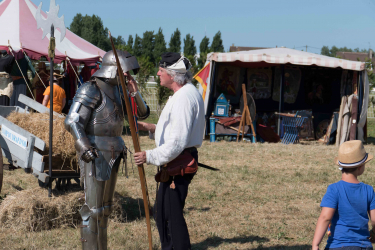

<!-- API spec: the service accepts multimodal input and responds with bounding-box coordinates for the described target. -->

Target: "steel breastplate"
[86,88,124,137]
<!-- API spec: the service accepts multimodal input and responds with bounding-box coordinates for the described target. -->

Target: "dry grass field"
[1,126,375,249]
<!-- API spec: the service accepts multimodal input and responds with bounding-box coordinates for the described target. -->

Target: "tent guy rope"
[66,56,83,86]
[7,43,36,100]
[21,49,47,89]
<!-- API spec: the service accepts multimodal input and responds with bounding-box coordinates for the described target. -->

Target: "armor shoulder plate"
[73,82,101,109]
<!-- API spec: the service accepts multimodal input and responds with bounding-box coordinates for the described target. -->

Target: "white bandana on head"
[165,56,192,74]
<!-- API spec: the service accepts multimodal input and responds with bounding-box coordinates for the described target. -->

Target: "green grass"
[367,119,375,144]
[2,117,375,249]
[3,139,375,249]
[123,112,160,136]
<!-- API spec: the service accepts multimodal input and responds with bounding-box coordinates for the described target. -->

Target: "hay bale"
[0,189,125,232]
[0,189,83,231]
[6,112,76,158]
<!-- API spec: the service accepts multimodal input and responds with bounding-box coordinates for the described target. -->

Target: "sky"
[31,0,375,54]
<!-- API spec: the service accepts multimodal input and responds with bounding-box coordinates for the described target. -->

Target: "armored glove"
[81,147,99,163]
[75,137,99,163]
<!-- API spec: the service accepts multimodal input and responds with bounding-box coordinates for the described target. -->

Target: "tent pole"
[48,25,54,198]
[278,65,285,136]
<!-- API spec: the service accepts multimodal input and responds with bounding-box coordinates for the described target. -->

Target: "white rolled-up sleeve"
[148,125,156,140]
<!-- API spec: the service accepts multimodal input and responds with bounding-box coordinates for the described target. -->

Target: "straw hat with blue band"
[334,140,373,169]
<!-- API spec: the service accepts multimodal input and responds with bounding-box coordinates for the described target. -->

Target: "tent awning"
[0,0,106,65]
[208,48,365,71]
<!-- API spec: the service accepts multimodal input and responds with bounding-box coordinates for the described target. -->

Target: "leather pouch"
[166,150,198,176]
[155,167,170,183]
[154,150,198,182]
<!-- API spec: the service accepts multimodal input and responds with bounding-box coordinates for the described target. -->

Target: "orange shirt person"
[42,76,66,114]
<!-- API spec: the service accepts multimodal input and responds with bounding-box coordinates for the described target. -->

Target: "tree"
[81,15,110,51]
[125,35,134,53]
[141,31,155,64]
[321,46,330,56]
[133,34,142,57]
[320,46,369,57]
[200,36,210,54]
[136,56,154,92]
[329,46,340,58]
[117,35,133,54]
[198,36,210,69]
[113,36,125,48]
[69,14,111,51]
[210,31,224,52]
[127,35,134,49]
[69,13,83,37]
[154,28,167,65]
[169,28,181,53]
[183,34,197,57]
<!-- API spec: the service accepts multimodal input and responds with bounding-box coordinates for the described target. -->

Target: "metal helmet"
[92,50,140,79]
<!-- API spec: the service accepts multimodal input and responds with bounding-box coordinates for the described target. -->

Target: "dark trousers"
[0,96,10,106]
[154,151,197,250]
[9,80,26,108]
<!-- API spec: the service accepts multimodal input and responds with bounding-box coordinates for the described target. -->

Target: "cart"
[0,94,80,192]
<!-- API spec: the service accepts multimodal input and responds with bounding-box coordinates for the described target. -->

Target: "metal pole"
[48,24,54,198]
[277,65,285,136]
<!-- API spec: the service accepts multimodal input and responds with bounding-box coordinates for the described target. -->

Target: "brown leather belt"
[11,76,22,81]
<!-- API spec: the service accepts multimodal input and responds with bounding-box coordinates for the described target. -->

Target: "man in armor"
[64,50,150,250]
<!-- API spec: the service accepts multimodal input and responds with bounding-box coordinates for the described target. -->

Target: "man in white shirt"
[134,52,205,250]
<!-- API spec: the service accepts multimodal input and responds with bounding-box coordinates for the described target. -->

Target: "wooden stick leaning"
[242,84,257,141]
[108,31,153,250]
[236,84,257,142]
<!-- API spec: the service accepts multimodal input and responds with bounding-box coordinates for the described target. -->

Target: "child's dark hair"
[341,166,360,173]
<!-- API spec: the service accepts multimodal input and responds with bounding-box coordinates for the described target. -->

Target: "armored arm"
[130,91,150,120]
[119,87,150,120]
[64,82,100,162]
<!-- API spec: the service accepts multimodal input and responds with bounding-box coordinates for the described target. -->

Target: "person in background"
[0,50,15,106]
[32,61,49,104]
[312,140,375,250]
[9,56,34,108]
[42,76,66,114]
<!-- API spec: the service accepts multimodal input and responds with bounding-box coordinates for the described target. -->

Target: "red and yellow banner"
[194,62,210,101]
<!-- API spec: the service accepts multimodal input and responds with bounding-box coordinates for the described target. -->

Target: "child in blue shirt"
[312,140,375,250]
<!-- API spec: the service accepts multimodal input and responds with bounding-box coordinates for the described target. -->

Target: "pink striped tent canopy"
[208,48,365,71]
[0,0,106,65]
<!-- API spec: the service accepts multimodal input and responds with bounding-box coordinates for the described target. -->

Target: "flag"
[194,62,210,101]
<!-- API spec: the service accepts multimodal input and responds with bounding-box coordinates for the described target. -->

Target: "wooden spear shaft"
[108,31,153,250]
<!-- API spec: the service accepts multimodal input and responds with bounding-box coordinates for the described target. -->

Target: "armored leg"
[79,157,121,250]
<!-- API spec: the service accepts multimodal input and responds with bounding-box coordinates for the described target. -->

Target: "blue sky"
[31,0,375,54]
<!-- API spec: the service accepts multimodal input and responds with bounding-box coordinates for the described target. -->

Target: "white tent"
[208,48,364,71]
[0,0,105,65]
[200,48,368,141]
